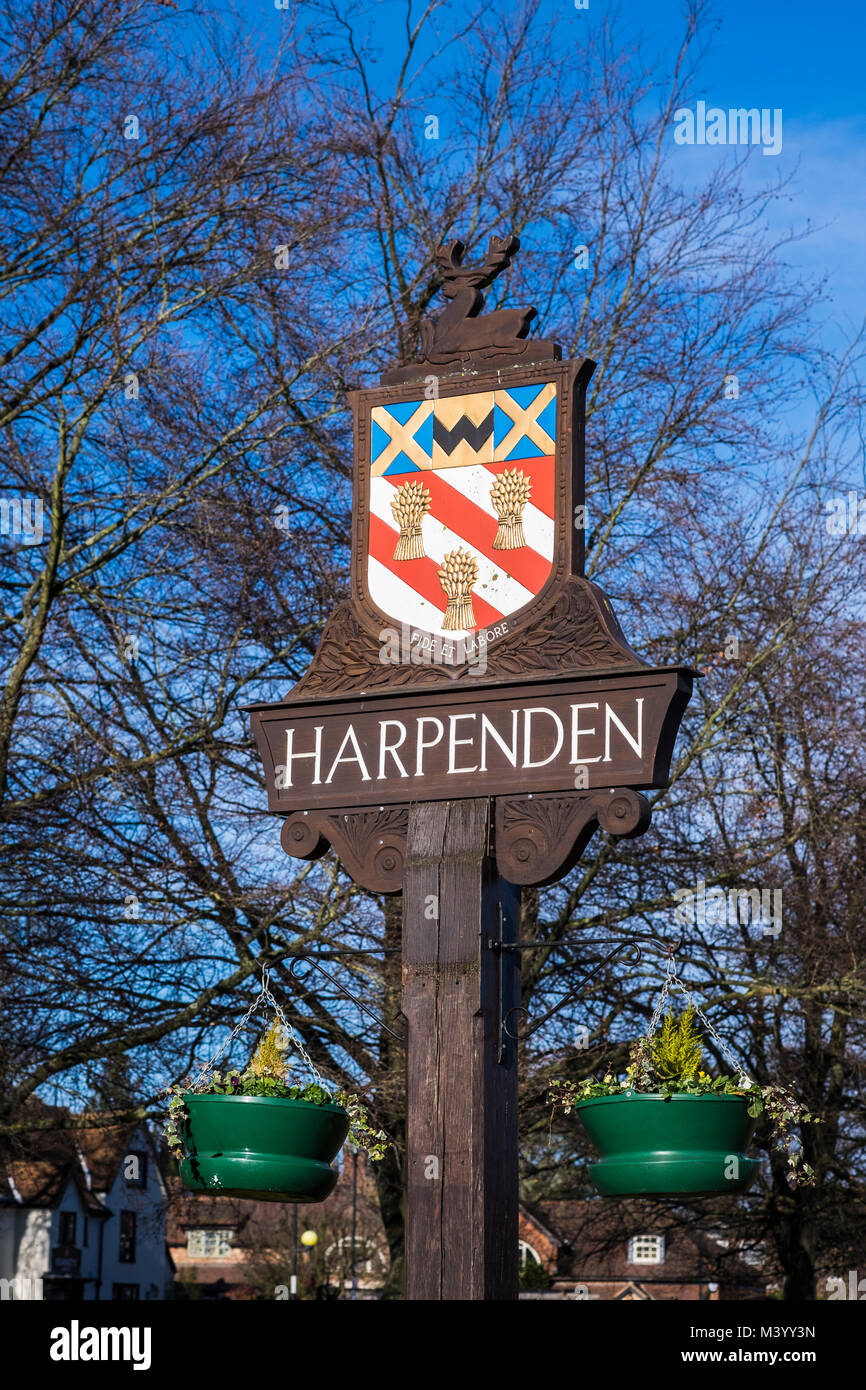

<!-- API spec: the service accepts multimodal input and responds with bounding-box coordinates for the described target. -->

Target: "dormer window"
[628,1234,665,1265]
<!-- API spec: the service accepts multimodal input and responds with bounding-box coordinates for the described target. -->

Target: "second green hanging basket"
[576,1090,759,1197]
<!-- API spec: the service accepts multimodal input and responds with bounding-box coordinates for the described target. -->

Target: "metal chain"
[261,970,327,1089]
[676,984,753,1085]
[644,955,678,1043]
[190,968,329,1092]
[643,957,753,1086]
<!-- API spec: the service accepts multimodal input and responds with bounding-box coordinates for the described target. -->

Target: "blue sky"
[244,0,864,336]
[674,0,865,125]
[652,0,866,338]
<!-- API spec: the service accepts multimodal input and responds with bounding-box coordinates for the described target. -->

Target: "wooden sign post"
[248,234,692,1300]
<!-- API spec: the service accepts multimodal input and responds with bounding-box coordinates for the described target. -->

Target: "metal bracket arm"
[287,956,406,1042]
[488,934,682,1059]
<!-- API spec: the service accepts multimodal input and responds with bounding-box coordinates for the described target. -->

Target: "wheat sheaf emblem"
[490,467,531,550]
[390,480,431,561]
[438,548,478,631]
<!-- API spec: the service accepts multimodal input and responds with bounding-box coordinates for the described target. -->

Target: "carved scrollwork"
[281,814,328,861]
[595,789,651,838]
[281,791,651,893]
[495,788,652,887]
[280,805,409,894]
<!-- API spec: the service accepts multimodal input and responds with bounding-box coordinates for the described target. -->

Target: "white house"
[0,1104,173,1301]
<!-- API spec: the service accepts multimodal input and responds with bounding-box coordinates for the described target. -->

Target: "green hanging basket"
[576,1091,759,1197]
[178,1092,350,1203]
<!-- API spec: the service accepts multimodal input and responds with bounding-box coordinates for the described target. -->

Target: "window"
[112,1283,139,1300]
[518,1240,541,1268]
[628,1235,665,1265]
[119,1210,137,1264]
[58,1212,76,1246]
[187,1228,233,1259]
[123,1150,148,1188]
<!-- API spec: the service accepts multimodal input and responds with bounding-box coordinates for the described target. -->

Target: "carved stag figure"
[419,234,537,363]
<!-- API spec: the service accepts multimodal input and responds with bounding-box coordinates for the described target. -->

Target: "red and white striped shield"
[367,382,557,636]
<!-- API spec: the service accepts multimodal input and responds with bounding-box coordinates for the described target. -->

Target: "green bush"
[519,1259,552,1291]
[653,1006,704,1085]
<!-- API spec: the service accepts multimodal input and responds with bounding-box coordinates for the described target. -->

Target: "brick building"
[518,1199,772,1300]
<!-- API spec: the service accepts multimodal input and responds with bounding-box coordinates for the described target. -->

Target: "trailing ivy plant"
[164,1022,388,1163]
[549,1007,820,1187]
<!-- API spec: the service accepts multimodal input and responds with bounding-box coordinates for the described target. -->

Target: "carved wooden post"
[402,799,520,1300]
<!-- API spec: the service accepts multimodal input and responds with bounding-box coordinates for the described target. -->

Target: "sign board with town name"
[254,670,688,811]
[247,234,693,892]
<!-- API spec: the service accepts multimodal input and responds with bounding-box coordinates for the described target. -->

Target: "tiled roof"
[0,1098,151,1208]
[2,1159,109,1214]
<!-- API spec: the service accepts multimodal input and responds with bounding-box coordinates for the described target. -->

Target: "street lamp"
[291,1224,317,1298]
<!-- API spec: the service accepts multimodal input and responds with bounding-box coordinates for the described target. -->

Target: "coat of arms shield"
[352,358,591,653]
[367,381,555,636]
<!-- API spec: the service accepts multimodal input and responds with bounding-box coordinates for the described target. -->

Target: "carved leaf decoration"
[501,794,587,840]
[325,807,409,863]
[294,580,643,699]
